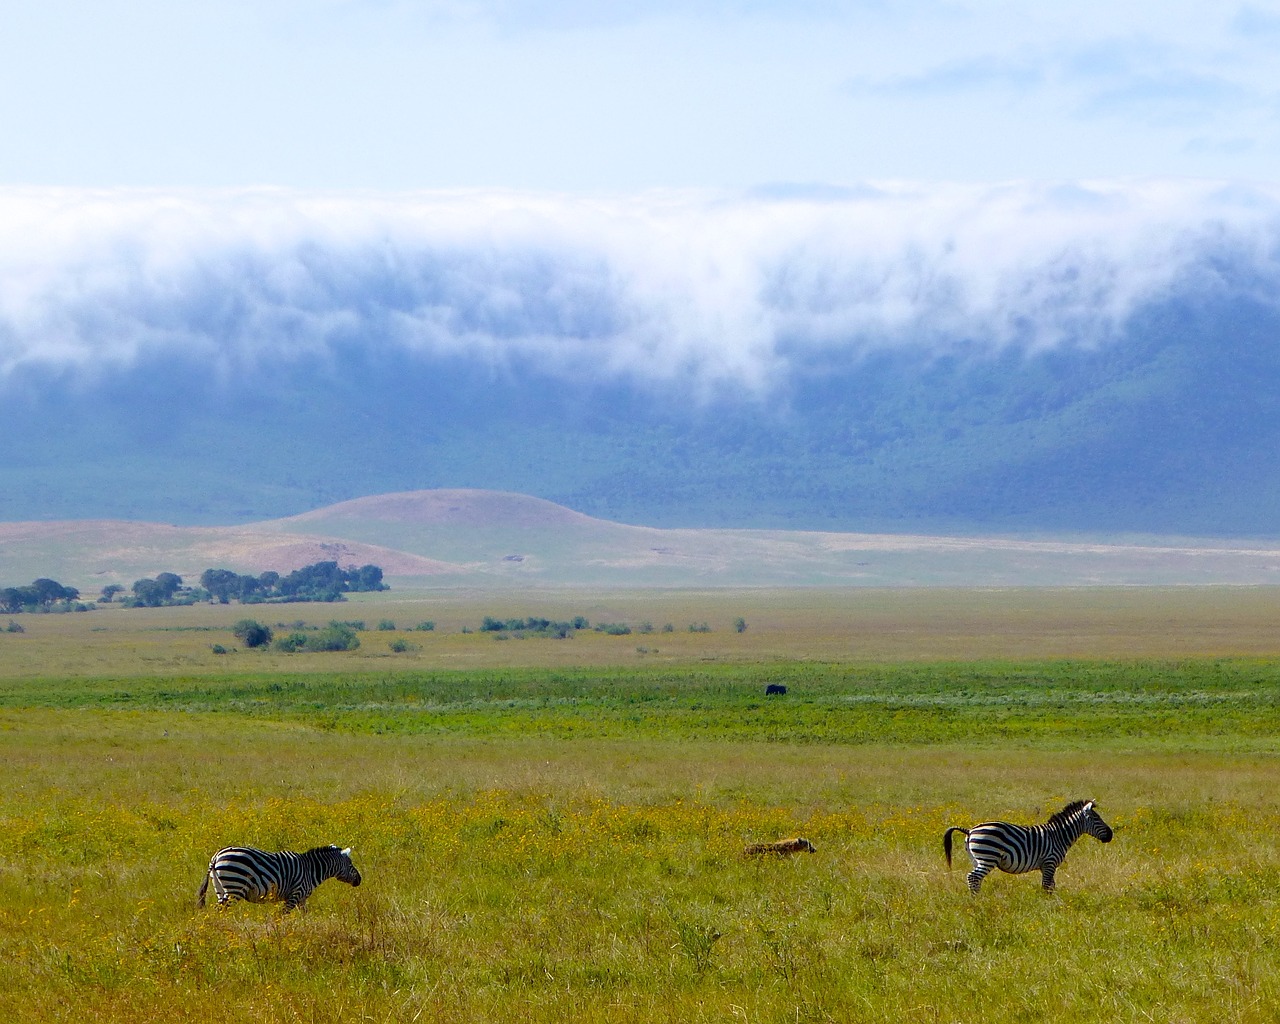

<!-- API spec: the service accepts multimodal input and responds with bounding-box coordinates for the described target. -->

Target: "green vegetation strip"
[5,658,1280,749]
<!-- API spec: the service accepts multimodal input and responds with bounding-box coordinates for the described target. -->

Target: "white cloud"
[1,181,1278,395]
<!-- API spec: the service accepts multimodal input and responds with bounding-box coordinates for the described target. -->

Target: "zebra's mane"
[303,844,343,857]
[1047,800,1091,825]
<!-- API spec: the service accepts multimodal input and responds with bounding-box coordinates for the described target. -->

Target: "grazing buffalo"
[765,683,788,696]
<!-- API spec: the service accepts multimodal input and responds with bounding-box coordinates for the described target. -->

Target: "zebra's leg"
[1040,863,1058,892]
[966,862,992,894]
[212,874,232,907]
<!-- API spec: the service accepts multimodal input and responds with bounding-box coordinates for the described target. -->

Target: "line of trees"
[0,578,88,614]
[103,561,389,607]
[474,616,733,638]
[4,561,389,614]
[200,561,387,604]
[480,615,591,638]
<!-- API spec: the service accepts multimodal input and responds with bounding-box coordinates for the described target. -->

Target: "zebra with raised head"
[197,845,362,912]
[943,800,1113,894]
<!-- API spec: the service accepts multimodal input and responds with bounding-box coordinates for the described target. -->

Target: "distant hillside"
[0,517,459,593]
[4,490,1280,592]
[4,289,1280,535]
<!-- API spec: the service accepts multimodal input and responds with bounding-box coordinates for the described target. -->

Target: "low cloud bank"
[2,180,1278,395]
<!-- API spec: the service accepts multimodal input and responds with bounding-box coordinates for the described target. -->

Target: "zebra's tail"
[943,827,969,868]
[196,862,212,908]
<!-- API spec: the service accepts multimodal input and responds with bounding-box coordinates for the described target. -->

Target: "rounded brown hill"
[277,489,603,529]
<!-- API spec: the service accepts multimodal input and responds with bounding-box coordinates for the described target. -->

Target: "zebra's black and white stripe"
[197,845,362,912]
[943,800,1113,893]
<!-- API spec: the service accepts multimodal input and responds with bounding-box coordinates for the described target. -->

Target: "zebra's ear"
[341,847,352,857]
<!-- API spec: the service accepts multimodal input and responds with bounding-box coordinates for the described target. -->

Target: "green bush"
[232,619,273,648]
[272,632,308,653]
[271,621,361,653]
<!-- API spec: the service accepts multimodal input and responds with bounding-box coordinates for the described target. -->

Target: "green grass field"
[3,589,1280,1021]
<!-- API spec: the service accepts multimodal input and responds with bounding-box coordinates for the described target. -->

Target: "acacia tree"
[131,578,166,607]
[32,578,79,605]
[200,568,241,604]
[1,579,79,611]
[155,572,183,600]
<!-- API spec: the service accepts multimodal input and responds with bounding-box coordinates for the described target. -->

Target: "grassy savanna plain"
[3,587,1280,1022]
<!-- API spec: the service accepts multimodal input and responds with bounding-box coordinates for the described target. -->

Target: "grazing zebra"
[743,837,817,856]
[197,845,362,912]
[943,800,1113,893]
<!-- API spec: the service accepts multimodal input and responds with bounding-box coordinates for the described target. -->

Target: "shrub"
[414,621,436,632]
[273,632,308,653]
[272,621,361,653]
[309,622,361,651]
[377,619,397,631]
[232,619,273,648]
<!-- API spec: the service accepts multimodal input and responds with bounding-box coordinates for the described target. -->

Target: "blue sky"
[3,0,1279,189]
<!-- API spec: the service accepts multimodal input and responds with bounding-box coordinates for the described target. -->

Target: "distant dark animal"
[765,684,788,696]
[197,845,362,912]
[944,800,1113,893]
[744,837,816,856]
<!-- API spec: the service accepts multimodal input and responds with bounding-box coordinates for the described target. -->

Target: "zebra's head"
[334,846,362,887]
[1081,801,1113,844]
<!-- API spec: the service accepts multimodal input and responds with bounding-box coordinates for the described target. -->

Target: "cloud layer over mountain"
[4,180,1280,534]
[4,180,1278,398]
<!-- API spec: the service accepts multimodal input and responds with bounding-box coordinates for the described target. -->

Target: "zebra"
[197,845,362,912]
[943,800,1113,894]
